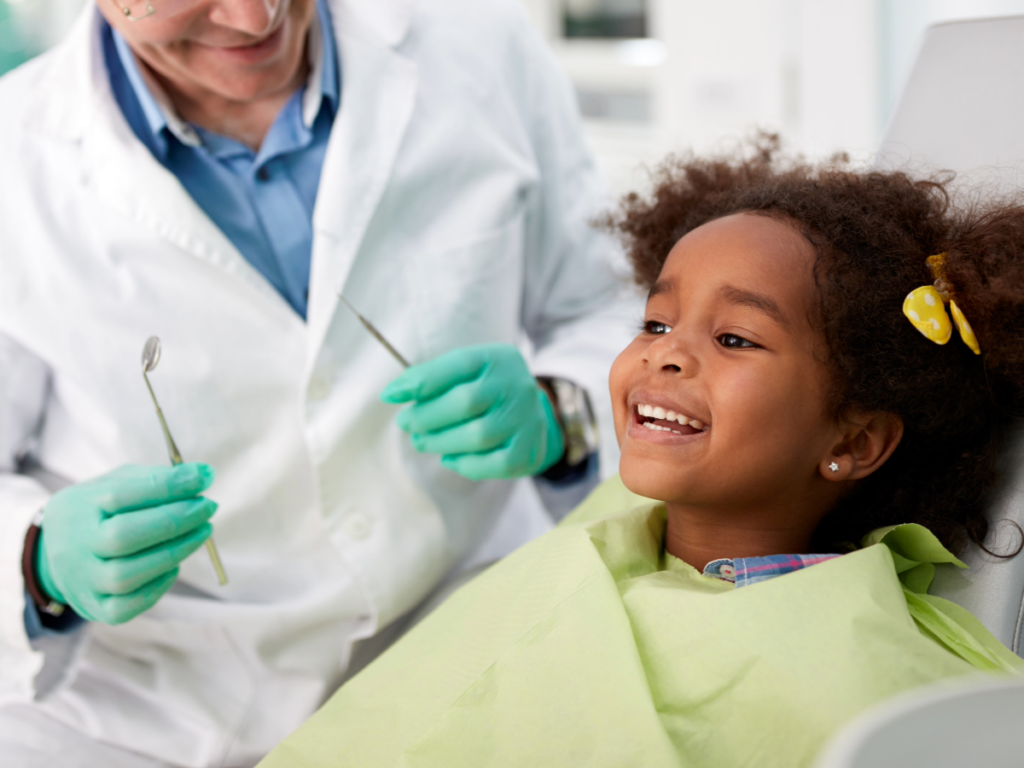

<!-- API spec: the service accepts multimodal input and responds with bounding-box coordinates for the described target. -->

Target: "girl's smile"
[628,395,709,442]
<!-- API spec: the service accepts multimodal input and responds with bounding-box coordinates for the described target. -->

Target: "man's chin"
[187,71,299,105]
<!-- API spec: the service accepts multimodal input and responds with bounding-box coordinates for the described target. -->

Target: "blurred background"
[5,0,1024,195]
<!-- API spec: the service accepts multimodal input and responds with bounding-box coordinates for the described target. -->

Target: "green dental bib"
[260,477,1023,768]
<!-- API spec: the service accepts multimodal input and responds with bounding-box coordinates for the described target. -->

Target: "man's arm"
[513,7,641,482]
[0,333,56,700]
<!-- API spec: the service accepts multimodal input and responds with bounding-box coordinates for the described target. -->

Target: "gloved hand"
[36,463,217,625]
[380,343,565,481]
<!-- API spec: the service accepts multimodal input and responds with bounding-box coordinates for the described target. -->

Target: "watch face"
[548,378,600,467]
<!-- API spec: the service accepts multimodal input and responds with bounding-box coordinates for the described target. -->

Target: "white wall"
[522,0,1024,196]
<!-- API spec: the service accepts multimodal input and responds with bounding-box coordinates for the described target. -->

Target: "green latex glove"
[36,463,217,625]
[381,343,565,481]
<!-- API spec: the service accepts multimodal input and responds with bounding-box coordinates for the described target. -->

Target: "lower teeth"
[641,421,683,434]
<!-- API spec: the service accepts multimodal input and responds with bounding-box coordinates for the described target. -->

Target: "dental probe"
[141,336,229,586]
[339,295,410,368]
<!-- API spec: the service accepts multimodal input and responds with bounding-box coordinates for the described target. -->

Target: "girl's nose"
[207,0,279,36]
[645,332,699,377]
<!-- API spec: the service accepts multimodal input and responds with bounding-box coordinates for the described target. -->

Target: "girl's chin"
[618,458,689,503]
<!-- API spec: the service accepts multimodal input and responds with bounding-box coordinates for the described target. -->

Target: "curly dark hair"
[607,136,1024,554]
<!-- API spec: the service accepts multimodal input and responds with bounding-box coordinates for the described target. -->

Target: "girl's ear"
[819,413,904,482]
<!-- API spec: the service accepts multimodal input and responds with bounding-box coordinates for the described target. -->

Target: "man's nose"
[207,0,279,36]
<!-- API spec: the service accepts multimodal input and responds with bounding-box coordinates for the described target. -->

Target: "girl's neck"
[664,505,817,572]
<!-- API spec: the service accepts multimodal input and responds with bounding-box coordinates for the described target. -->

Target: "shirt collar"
[111,0,339,150]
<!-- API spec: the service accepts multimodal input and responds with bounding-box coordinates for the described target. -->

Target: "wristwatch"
[22,509,65,617]
[538,376,600,480]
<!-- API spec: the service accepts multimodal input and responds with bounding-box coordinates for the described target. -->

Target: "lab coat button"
[343,513,372,541]
[308,375,333,401]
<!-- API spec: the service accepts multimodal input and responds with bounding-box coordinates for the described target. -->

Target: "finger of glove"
[92,498,218,558]
[91,523,212,596]
[380,346,495,404]
[94,463,216,516]
[439,448,528,481]
[396,377,506,434]
[92,569,179,625]
[409,409,516,456]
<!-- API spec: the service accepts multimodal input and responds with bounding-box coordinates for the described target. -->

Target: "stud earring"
[828,462,839,473]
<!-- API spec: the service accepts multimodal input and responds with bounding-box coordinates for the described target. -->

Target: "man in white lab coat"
[0,0,633,765]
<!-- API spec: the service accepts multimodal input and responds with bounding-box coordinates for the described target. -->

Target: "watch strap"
[22,512,65,618]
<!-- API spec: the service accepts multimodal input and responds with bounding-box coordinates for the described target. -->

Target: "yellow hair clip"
[902,253,981,355]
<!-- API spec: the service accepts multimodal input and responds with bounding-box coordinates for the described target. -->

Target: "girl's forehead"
[655,213,819,325]
[661,214,815,288]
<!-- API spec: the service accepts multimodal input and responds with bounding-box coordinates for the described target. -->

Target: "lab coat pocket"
[70,617,255,763]
[407,213,525,362]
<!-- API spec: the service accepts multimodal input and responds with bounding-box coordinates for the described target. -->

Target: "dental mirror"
[139,336,228,586]
[141,336,161,373]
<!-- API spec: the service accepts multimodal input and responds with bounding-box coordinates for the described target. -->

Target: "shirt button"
[256,167,270,182]
[343,513,373,541]
[307,374,333,401]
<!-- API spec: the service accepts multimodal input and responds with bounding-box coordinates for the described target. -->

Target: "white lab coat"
[0,0,635,764]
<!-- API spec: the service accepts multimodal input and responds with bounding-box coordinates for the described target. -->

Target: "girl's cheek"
[608,344,640,442]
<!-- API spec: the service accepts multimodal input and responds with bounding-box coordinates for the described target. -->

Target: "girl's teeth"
[636,402,709,431]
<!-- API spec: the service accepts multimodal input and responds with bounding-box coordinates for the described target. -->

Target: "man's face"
[97,0,317,104]
[609,212,837,515]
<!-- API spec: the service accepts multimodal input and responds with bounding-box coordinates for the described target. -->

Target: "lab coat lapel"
[306,0,419,365]
[34,7,297,326]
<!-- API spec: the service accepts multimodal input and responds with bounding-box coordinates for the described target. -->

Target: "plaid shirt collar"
[703,554,841,588]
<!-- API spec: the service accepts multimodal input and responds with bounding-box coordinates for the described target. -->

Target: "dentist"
[0,0,631,764]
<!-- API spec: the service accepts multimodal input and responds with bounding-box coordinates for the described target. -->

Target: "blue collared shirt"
[102,0,340,319]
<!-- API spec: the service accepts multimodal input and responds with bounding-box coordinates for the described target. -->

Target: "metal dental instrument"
[339,296,410,368]
[141,337,229,586]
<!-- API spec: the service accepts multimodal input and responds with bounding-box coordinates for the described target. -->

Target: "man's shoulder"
[412,0,532,28]
[0,19,93,152]
[407,0,543,61]
[0,52,56,129]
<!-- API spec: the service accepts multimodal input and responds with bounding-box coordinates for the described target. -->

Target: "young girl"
[258,141,1024,768]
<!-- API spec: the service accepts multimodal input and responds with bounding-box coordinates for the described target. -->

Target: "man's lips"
[197,20,288,63]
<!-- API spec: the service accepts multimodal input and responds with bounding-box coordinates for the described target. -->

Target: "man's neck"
[146,60,310,152]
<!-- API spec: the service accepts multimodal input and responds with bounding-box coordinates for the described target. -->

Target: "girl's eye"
[718,333,759,349]
[642,320,672,335]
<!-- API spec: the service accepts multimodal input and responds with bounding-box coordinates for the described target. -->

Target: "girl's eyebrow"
[719,285,790,328]
[647,277,676,300]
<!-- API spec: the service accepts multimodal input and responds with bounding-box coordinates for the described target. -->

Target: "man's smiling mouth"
[635,403,709,435]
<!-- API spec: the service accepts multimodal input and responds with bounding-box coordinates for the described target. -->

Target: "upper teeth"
[637,403,707,431]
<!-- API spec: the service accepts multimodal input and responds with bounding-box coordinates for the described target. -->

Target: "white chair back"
[878,15,1024,656]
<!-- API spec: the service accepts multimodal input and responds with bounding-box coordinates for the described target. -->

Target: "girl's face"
[610,212,844,521]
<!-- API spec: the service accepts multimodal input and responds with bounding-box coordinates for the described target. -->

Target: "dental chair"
[817,15,1024,767]
[814,678,1024,768]
[877,11,1024,663]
